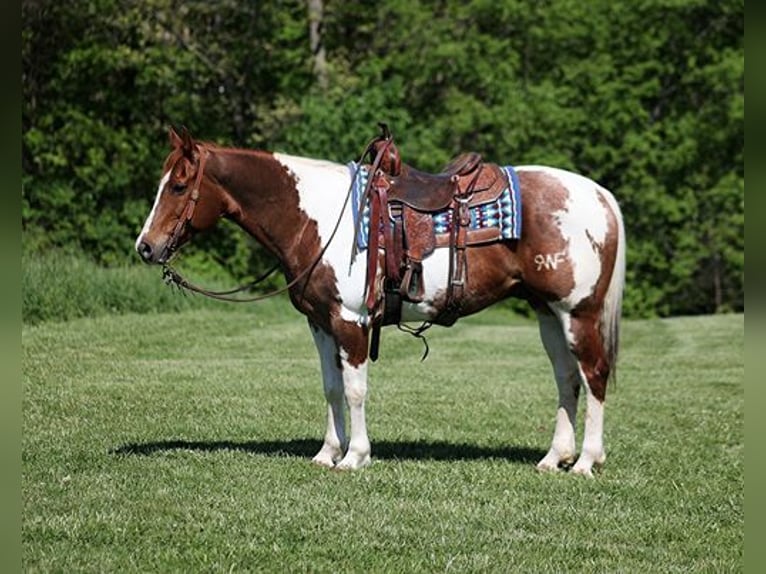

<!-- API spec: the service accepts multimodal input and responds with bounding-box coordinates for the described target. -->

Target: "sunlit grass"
[23,310,743,572]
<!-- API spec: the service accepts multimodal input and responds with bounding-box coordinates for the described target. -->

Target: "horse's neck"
[211,147,347,268]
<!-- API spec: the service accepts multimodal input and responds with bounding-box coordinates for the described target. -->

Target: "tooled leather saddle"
[355,124,511,360]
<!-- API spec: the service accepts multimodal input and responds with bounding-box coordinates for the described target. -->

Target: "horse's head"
[135,127,222,264]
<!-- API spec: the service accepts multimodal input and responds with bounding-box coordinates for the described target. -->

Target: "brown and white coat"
[136,129,625,476]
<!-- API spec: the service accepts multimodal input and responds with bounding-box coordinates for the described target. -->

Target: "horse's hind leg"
[535,309,580,472]
[537,306,611,477]
[309,322,347,467]
[565,313,610,477]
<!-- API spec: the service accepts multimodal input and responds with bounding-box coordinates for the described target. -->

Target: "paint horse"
[135,127,626,477]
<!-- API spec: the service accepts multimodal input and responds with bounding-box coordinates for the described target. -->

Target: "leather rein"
[161,143,366,303]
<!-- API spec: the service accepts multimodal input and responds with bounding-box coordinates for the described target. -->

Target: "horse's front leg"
[334,321,371,470]
[334,356,371,470]
[308,319,371,470]
[309,322,346,467]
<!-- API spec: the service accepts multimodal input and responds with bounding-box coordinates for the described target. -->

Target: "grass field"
[23,303,743,572]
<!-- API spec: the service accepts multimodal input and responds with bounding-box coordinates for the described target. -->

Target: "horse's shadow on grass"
[112,438,545,465]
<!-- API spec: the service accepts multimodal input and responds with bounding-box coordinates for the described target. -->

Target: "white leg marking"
[572,381,606,478]
[135,170,171,250]
[309,324,346,467]
[536,311,580,472]
[335,349,371,470]
[549,307,607,478]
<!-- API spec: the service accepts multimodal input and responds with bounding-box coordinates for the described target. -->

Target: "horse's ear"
[169,125,183,149]
[180,125,195,157]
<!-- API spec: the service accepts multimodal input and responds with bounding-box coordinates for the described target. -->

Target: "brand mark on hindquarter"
[534,251,567,271]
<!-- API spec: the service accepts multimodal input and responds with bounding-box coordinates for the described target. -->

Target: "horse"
[135,126,626,477]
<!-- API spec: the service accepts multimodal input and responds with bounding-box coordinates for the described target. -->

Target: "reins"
[162,262,283,302]
[161,140,379,303]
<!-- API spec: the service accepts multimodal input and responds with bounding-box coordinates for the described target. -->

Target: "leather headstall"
[164,146,208,260]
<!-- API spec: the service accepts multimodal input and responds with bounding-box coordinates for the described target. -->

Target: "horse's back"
[516,165,619,212]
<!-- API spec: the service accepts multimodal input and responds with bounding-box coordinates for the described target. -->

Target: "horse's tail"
[602,192,626,386]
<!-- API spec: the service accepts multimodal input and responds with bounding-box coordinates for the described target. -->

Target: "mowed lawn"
[23,305,743,572]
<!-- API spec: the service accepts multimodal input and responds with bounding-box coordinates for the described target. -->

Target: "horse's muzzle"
[137,240,158,264]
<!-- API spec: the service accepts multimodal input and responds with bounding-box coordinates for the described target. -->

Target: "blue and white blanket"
[349,162,522,251]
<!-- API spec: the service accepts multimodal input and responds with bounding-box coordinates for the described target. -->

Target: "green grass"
[23,309,743,572]
[21,250,284,325]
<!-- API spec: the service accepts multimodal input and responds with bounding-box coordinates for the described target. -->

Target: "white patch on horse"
[518,166,610,306]
[339,305,368,325]
[274,153,369,314]
[135,170,172,251]
[535,310,579,471]
[572,383,606,477]
[400,247,451,322]
[275,153,454,322]
[336,347,371,470]
[309,324,346,467]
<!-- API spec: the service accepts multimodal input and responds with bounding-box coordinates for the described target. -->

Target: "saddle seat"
[385,152,483,211]
[369,134,503,213]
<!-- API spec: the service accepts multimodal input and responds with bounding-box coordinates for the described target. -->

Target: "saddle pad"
[349,162,522,251]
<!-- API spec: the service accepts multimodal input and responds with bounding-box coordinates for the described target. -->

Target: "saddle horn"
[371,122,401,176]
[378,122,392,141]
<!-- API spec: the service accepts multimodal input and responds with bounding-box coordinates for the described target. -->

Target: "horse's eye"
[171,182,187,194]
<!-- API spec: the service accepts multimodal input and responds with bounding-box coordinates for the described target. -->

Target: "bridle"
[161,146,208,262]
[160,143,292,302]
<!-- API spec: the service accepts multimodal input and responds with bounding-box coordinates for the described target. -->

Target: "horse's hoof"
[311,454,337,468]
[571,450,605,477]
[312,445,344,468]
[571,465,596,478]
[335,453,371,471]
[536,451,574,473]
[536,460,560,473]
[572,457,604,478]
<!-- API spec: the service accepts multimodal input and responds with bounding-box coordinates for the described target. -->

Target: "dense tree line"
[22,0,744,317]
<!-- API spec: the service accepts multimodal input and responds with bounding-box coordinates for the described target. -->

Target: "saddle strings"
[396,321,433,361]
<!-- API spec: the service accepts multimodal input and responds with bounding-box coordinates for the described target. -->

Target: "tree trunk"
[308,0,328,90]
[713,252,723,312]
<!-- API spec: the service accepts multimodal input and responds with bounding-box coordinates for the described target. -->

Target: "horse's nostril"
[137,241,153,262]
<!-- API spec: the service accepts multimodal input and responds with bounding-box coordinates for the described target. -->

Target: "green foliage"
[22,0,744,317]
[23,311,743,571]
[21,248,291,325]
[23,249,196,324]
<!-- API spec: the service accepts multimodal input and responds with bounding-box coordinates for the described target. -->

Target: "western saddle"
[356,124,508,360]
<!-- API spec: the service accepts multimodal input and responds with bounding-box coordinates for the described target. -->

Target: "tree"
[22,0,744,316]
